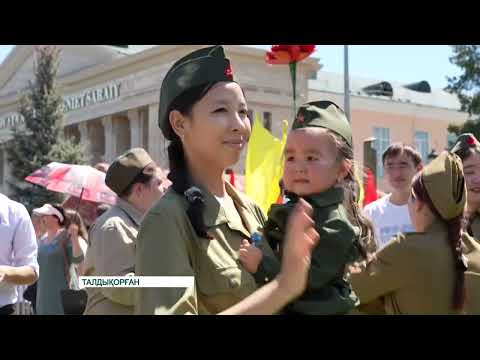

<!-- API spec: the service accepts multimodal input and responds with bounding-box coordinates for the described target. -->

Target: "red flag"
[363,168,378,207]
[226,169,236,188]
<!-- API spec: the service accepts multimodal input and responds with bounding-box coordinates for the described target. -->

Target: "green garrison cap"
[421,151,466,221]
[158,45,235,140]
[451,133,480,157]
[105,148,155,196]
[292,100,352,147]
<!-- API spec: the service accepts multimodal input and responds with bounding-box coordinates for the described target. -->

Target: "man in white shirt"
[0,193,39,315]
[363,143,423,249]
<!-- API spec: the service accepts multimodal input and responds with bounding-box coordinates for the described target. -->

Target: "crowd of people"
[1,45,480,315]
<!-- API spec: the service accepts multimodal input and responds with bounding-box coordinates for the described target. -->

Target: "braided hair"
[327,131,377,259]
[411,174,467,312]
[164,83,216,239]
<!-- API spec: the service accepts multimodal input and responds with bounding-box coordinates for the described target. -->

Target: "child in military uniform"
[451,133,480,314]
[451,133,480,240]
[239,100,376,315]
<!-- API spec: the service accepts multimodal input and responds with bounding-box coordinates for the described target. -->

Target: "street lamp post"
[344,45,351,122]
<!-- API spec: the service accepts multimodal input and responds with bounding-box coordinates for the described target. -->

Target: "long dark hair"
[453,145,480,235]
[327,131,377,260]
[64,208,88,241]
[411,174,466,312]
[165,83,217,239]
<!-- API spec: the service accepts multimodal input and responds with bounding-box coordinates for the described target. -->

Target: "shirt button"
[229,278,239,289]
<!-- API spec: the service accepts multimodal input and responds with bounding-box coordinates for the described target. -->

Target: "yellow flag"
[355,168,365,208]
[245,114,288,215]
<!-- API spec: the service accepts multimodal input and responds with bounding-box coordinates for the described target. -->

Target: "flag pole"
[344,45,351,122]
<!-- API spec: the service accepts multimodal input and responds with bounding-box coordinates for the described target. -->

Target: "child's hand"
[239,239,263,274]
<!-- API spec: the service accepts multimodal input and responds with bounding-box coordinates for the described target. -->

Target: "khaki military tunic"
[350,220,480,315]
[257,187,360,315]
[83,199,142,315]
[463,212,480,314]
[467,212,480,241]
[134,182,276,315]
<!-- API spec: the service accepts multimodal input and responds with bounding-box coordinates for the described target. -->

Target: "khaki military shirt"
[134,182,275,315]
[351,220,480,315]
[463,225,480,315]
[83,199,142,315]
[467,212,480,241]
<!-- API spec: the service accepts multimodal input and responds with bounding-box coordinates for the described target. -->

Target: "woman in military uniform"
[450,133,480,314]
[134,45,319,315]
[349,151,480,314]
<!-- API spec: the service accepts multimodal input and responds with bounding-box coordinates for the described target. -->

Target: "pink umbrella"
[25,162,117,205]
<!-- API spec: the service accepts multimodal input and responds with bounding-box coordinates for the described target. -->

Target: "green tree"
[446,45,480,138]
[5,46,88,213]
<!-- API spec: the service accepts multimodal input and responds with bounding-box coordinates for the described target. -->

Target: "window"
[263,111,272,132]
[415,131,429,163]
[373,127,390,178]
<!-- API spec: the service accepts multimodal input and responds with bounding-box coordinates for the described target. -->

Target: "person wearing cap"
[83,148,170,315]
[33,203,85,315]
[31,212,47,244]
[0,194,39,315]
[348,151,480,314]
[450,133,480,314]
[451,133,480,239]
[134,45,320,315]
[239,100,376,315]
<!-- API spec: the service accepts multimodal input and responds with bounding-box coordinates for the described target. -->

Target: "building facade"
[0,45,468,195]
[309,71,468,192]
[0,45,319,195]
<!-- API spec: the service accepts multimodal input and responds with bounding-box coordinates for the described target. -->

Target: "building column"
[0,144,5,194]
[78,121,92,155]
[85,119,106,165]
[128,108,143,149]
[0,142,12,196]
[141,108,149,151]
[101,115,115,163]
[148,103,166,166]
